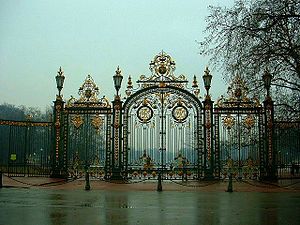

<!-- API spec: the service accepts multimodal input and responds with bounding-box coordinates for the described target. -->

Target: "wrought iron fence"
[275,121,300,178]
[1,52,299,182]
[0,120,52,177]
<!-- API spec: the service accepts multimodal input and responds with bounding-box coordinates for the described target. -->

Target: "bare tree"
[199,0,300,120]
[0,103,53,122]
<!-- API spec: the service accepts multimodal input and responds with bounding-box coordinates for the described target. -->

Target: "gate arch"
[122,52,203,180]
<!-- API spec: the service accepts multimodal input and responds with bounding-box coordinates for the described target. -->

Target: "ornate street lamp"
[262,68,272,97]
[113,66,123,96]
[203,66,212,96]
[55,67,65,97]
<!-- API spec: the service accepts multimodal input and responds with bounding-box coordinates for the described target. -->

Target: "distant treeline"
[0,103,53,121]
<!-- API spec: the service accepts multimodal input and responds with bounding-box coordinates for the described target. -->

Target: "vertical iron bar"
[237,106,241,179]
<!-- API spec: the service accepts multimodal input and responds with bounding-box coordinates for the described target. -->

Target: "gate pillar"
[203,95,214,179]
[51,94,66,177]
[111,67,124,180]
[262,69,277,180]
[263,97,277,180]
[51,67,67,178]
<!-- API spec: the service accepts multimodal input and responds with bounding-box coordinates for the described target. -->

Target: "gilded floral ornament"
[243,114,255,129]
[71,115,84,129]
[223,114,235,129]
[91,115,104,132]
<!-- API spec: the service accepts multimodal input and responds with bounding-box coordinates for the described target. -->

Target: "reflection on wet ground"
[0,188,299,225]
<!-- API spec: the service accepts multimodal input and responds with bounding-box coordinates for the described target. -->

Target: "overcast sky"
[0,0,233,110]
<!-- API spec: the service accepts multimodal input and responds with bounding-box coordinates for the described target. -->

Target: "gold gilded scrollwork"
[215,75,261,108]
[65,75,111,109]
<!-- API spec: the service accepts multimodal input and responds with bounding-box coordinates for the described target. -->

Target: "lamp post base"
[0,171,2,188]
[203,170,215,180]
[226,173,233,192]
[50,168,68,179]
[85,171,90,191]
[157,172,162,192]
[110,168,123,181]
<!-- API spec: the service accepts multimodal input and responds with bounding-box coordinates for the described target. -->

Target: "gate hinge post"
[203,95,215,180]
[263,97,277,181]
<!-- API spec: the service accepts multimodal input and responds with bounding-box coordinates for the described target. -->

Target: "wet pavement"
[0,187,300,225]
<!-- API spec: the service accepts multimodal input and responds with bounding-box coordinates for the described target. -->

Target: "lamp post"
[203,66,212,97]
[55,67,65,97]
[111,66,123,180]
[51,67,66,178]
[202,67,214,180]
[262,69,272,98]
[113,66,123,97]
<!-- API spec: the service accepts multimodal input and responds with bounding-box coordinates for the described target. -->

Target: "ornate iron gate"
[214,76,264,180]
[122,52,203,180]
[59,75,112,179]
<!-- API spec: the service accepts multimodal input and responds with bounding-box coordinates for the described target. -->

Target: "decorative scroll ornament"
[78,75,99,102]
[71,115,84,129]
[138,51,188,89]
[149,50,176,78]
[91,115,104,132]
[223,114,235,130]
[66,75,111,108]
[243,114,255,129]
[215,75,261,108]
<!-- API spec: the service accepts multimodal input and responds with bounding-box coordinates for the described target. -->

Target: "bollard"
[0,171,2,188]
[157,172,162,192]
[85,165,90,191]
[227,173,233,192]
